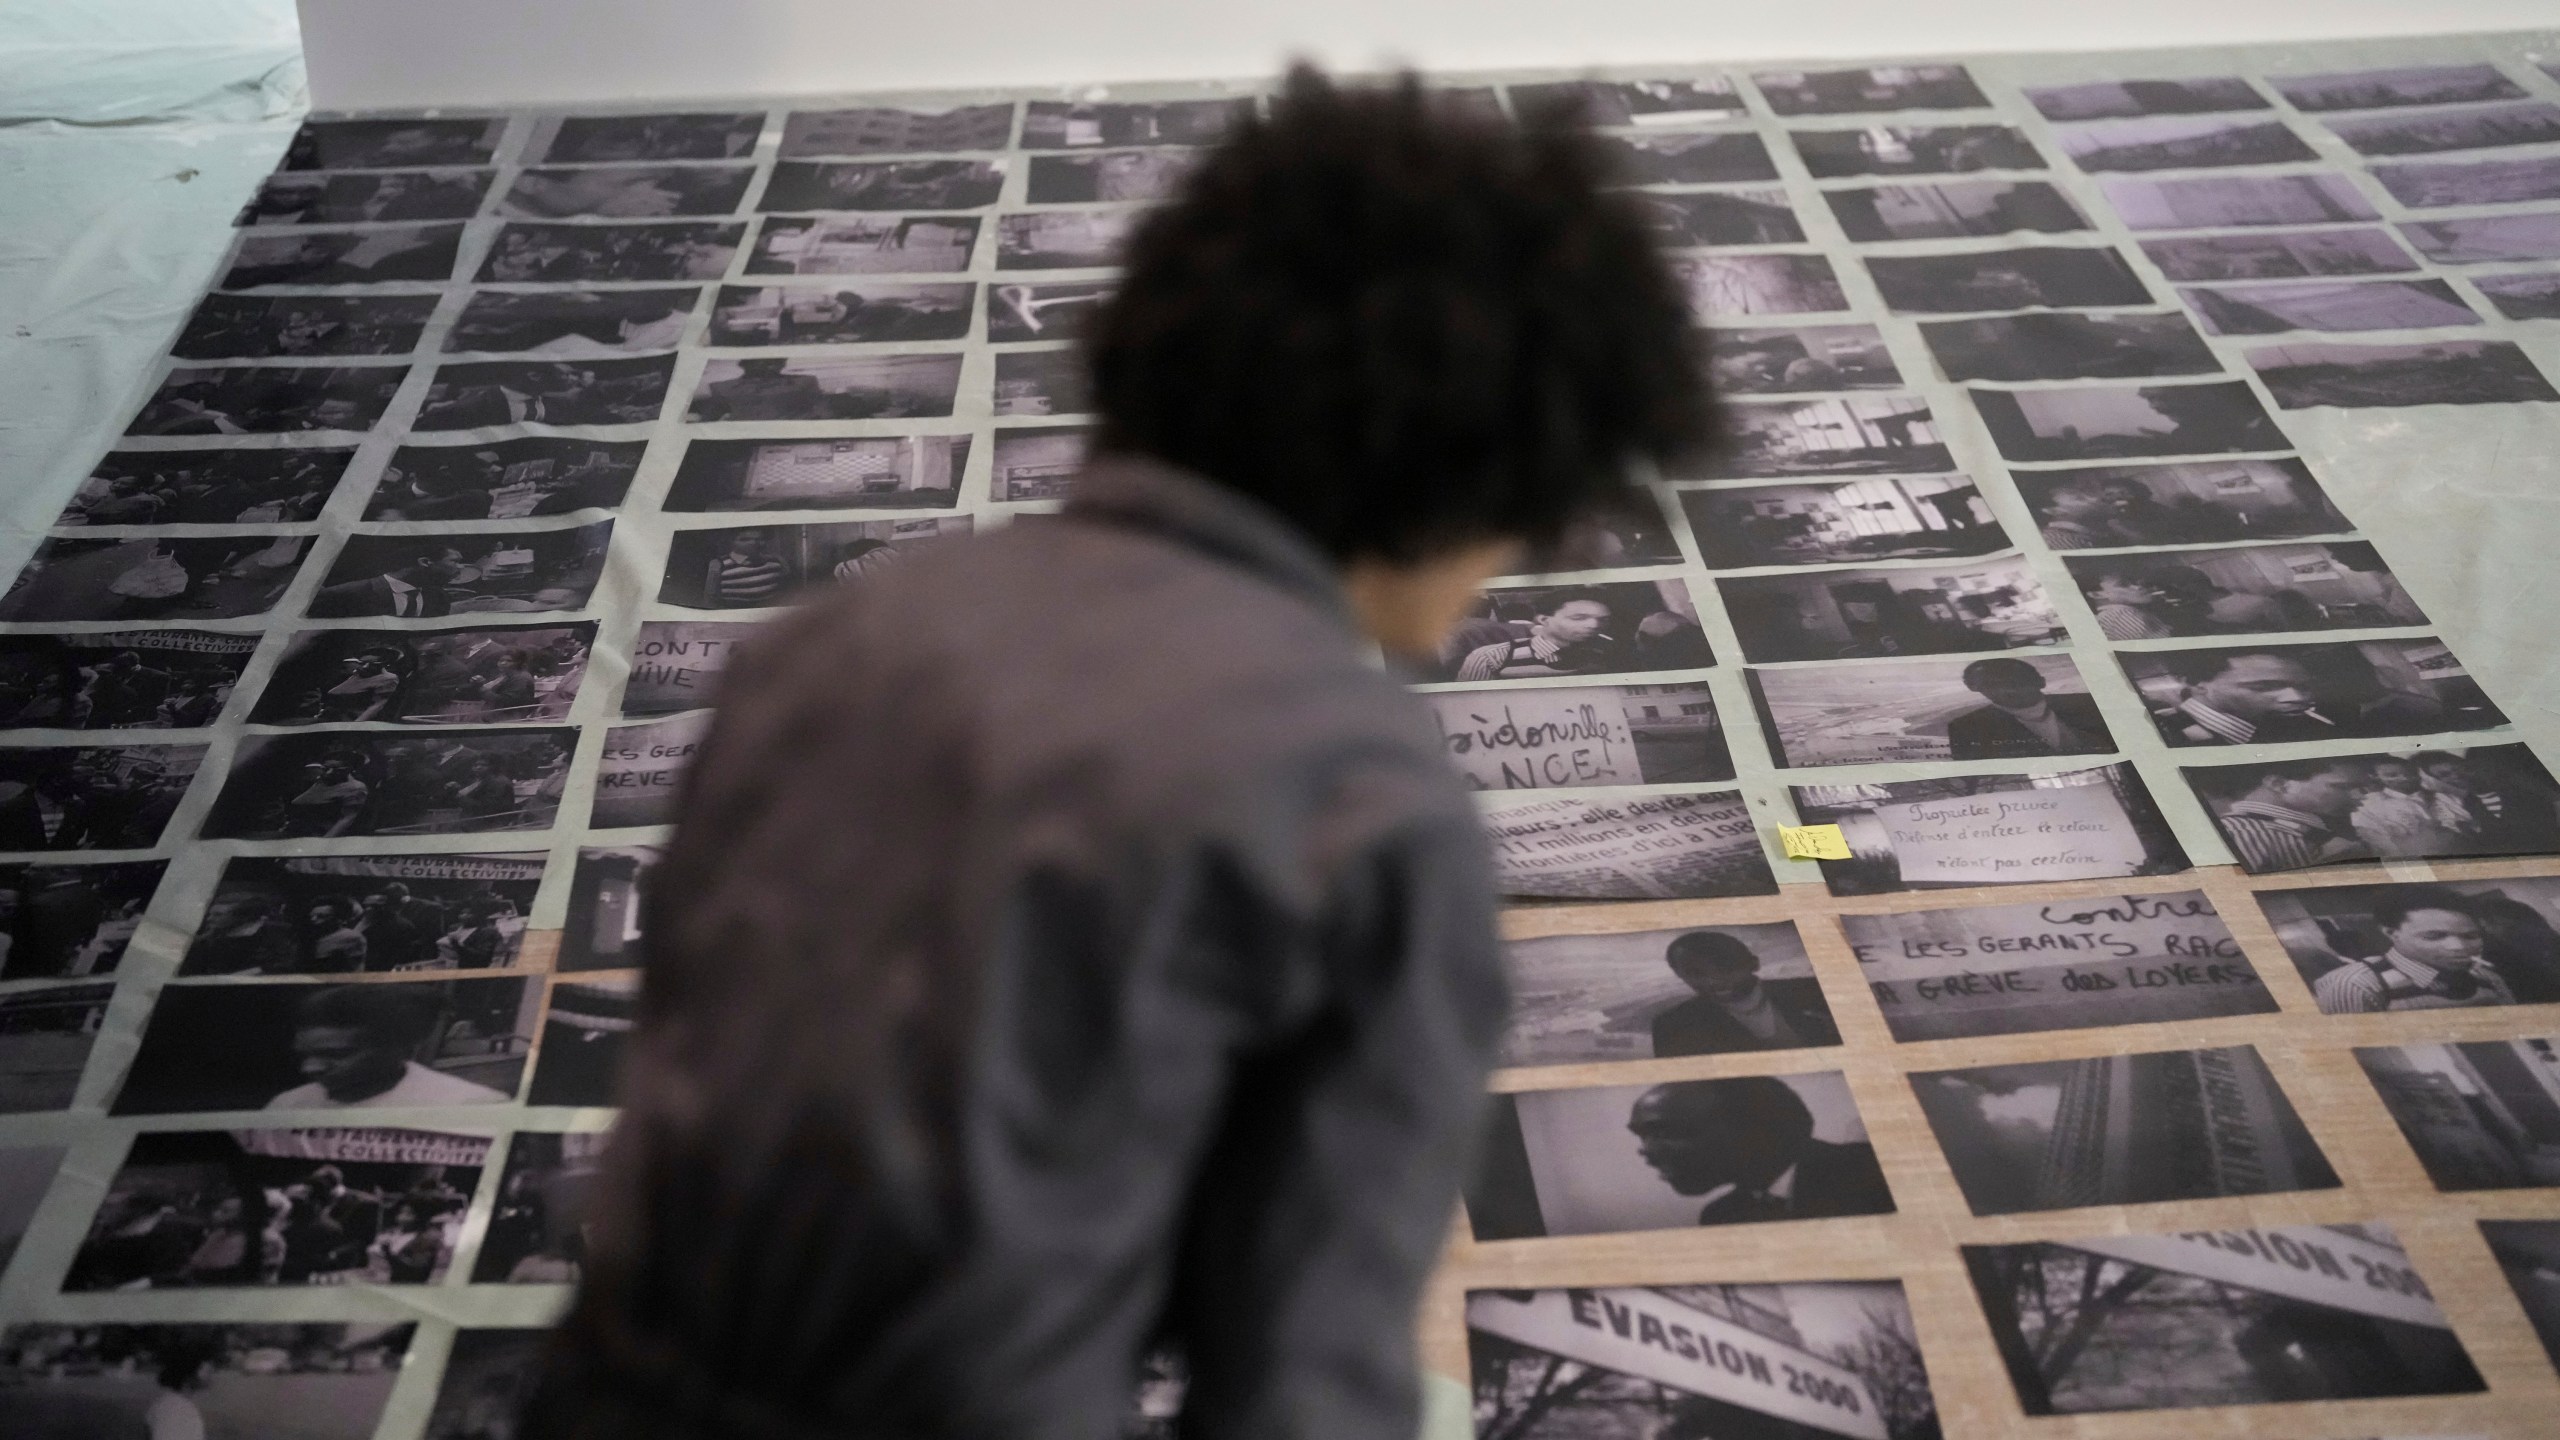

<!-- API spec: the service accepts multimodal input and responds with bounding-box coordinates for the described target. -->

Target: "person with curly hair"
[519,66,1715,1440]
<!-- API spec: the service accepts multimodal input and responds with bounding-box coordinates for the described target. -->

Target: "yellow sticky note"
[1778,824,1851,861]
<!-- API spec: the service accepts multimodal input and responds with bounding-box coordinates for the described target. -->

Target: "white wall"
[298,0,2554,110]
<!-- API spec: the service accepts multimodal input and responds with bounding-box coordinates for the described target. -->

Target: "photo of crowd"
[0,744,201,852]
[0,631,255,730]
[65,1127,489,1289]
[113,976,539,1114]
[0,535,313,623]
[59,446,352,527]
[172,293,438,360]
[126,364,409,436]
[2187,743,2560,873]
[249,624,593,725]
[309,523,615,618]
[0,860,163,980]
[366,438,644,520]
[180,852,544,976]
[2119,638,2503,746]
[198,729,575,839]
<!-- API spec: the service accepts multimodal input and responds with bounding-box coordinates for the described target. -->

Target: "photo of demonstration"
[178,852,544,976]
[365,438,643,520]
[249,624,592,724]
[0,861,166,980]
[0,534,313,623]
[199,728,575,839]
[309,524,614,618]
[59,446,352,526]
[0,630,256,730]
[0,1322,415,1440]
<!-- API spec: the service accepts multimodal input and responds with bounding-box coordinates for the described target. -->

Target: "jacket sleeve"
[1162,786,1508,1440]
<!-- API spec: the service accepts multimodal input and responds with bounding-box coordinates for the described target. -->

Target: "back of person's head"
[1087,66,1713,564]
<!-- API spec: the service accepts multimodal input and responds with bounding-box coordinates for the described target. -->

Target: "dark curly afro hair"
[1085,65,1715,564]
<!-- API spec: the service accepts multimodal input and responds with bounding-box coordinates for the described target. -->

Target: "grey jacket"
[537,457,1507,1440]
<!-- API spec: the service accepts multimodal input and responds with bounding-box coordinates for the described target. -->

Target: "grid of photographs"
[1,38,2558,1440]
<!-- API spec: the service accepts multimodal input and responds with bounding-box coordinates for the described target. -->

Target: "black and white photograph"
[1791,124,2045,178]
[2482,1221,2560,1372]
[1467,1072,1890,1239]
[414,356,675,429]
[2374,153,2560,208]
[1793,763,2191,896]
[2140,226,2420,282]
[250,623,593,725]
[760,158,1006,212]
[2273,63,2525,112]
[996,208,1138,269]
[0,861,164,980]
[173,293,437,360]
[1427,579,1709,682]
[180,851,544,976]
[987,280,1114,343]
[221,224,462,287]
[1962,1224,2483,1414]
[0,1143,66,1277]
[589,712,712,828]
[1024,148,1197,203]
[1676,394,1954,479]
[2399,212,2560,265]
[559,844,660,970]
[991,425,1089,501]
[993,347,1091,416]
[0,631,256,730]
[1913,1045,2337,1215]
[1718,555,2064,663]
[126,364,408,436]
[0,984,115,1112]
[1749,653,2112,768]
[477,219,745,282]
[1920,310,2219,382]
[472,1130,607,1281]
[1841,889,2275,1041]
[1020,97,1252,148]
[198,728,575,839]
[2055,114,2315,171]
[708,281,974,345]
[1480,789,1778,901]
[1509,497,1687,571]
[1597,129,1777,185]
[0,534,313,623]
[1970,380,2286,462]
[1669,252,1849,317]
[1467,1282,1937,1440]
[0,1322,416,1440]
[531,109,765,163]
[497,164,754,219]
[1703,324,1898,394]
[2479,269,2560,321]
[2181,277,2479,335]
[2256,874,2560,1012]
[2121,638,2504,747]
[61,447,352,527]
[528,975,637,1107]
[112,975,539,1114]
[779,102,1017,157]
[688,353,963,421]
[309,524,614,618]
[1756,63,1987,114]
[2100,172,2379,230]
[2328,101,2560,158]
[623,620,741,715]
[746,213,982,275]
[1679,476,2005,569]
[238,168,493,226]
[1423,682,1733,792]
[287,115,507,169]
[2186,742,2560,873]
[2247,338,2558,408]
[2016,457,2351,548]
[444,288,697,355]
[1824,178,2091,243]
[64,1127,490,1289]
[1638,189,1803,247]
[1508,77,1744,125]
[1501,921,1832,1066]
[366,438,643,520]
[2025,76,2268,121]
[424,1329,548,1440]
[0,744,201,852]
[658,517,972,609]
[1863,245,2153,313]
[663,434,969,511]
[2064,542,2426,641]
[2356,1039,2560,1189]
